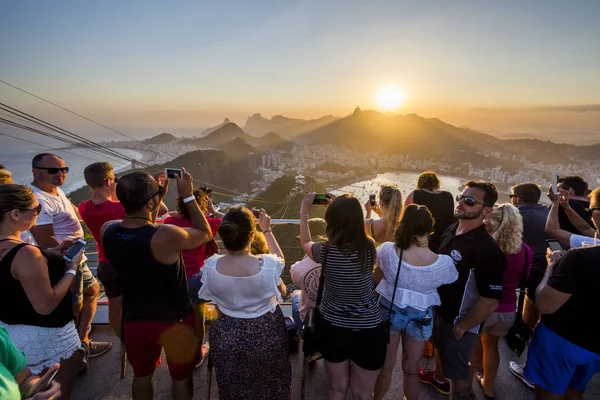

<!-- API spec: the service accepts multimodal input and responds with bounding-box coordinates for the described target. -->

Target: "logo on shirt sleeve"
[450,250,463,263]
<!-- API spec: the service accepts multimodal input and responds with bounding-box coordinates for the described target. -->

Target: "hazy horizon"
[1,0,599,143]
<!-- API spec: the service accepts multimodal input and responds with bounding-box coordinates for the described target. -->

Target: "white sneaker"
[508,361,534,390]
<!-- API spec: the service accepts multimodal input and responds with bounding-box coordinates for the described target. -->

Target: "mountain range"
[244,113,338,138]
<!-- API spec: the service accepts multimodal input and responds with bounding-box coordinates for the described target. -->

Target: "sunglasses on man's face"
[142,185,166,204]
[456,194,487,207]
[509,194,518,198]
[35,167,69,175]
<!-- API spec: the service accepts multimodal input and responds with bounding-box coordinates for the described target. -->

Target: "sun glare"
[376,85,406,111]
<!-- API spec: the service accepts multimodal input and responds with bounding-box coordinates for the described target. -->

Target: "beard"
[455,208,484,220]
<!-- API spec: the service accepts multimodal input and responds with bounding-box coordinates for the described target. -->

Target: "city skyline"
[1,0,599,138]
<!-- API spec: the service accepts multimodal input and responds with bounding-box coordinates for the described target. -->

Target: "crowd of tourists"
[0,157,599,400]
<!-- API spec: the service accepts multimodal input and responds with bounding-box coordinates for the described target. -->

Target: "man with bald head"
[28,153,111,366]
[101,169,213,400]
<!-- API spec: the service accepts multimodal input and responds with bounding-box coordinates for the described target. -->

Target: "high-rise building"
[247,152,256,171]
[262,154,267,166]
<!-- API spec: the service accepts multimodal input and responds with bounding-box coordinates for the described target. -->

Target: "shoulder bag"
[382,247,403,343]
[301,243,329,355]
[505,246,531,357]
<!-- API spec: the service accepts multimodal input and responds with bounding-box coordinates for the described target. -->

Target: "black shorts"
[526,269,545,302]
[97,261,122,299]
[318,319,387,371]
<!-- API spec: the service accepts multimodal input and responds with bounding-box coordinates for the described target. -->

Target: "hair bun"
[218,221,240,241]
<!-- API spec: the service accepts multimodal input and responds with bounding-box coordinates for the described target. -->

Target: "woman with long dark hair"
[0,184,85,399]
[300,193,386,400]
[198,206,290,399]
[365,184,403,245]
[373,205,458,400]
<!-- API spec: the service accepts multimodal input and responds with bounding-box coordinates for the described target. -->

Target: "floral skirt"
[209,306,291,400]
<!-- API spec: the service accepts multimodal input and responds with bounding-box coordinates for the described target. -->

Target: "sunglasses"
[35,167,69,174]
[142,185,166,204]
[2,204,42,215]
[508,194,518,198]
[106,176,119,183]
[456,194,488,207]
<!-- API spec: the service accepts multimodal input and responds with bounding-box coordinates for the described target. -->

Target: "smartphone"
[312,193,332,205]
[22,365,60,398]
[164,168,182,179]
[63,238,87,262]
[252,209,261,218]
[552,173,559,194]
[546,239,563,252]
[369,194,376,206]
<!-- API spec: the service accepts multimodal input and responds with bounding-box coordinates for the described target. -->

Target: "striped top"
[312,242,382,329]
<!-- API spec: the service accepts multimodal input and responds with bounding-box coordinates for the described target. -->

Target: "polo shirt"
[436,223,506,334]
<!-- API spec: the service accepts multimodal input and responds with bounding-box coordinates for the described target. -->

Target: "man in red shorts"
[101,168,213,400]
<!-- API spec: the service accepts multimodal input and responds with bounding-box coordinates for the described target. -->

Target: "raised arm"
[152,169,213,263]
[300,192,316,260]
[256,209,284,260]
[545,186,574,247]
[560,191,596,237]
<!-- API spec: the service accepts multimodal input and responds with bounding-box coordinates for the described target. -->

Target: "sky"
[1,0,599,140]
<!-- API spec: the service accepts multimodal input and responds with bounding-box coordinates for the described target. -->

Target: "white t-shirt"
[375,242,459,311]
[570,234,598,249]
[290,257,321,321]
[28,185,84,242]
[198,253,285,318]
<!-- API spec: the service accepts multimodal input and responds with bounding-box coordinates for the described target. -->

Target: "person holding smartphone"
[0,184,85,399]
[1,326,61,399]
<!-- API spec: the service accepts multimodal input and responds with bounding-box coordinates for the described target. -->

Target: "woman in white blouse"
[198,206,290,400]
[373,205,459,400]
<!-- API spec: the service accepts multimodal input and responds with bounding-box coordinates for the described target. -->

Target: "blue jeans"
[291,291,303,332]
[378,296,433,342]
[187,271,205,306]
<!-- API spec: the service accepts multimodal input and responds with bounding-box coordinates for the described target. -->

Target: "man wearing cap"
[290,218,326,332]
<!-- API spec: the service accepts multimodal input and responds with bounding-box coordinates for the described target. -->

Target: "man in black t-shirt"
[556,176,593,235]
[523,245,600,399]
[419,181,506,400]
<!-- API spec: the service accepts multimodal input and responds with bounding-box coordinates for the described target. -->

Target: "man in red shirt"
[78,162,126,335]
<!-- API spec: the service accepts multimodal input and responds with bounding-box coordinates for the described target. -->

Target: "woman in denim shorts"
[373,205,459,400]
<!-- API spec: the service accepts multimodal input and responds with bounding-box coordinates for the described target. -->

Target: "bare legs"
[325,360,381,400]
[401,336,427,400]
[78,283,100,344]
[470,332,500,397]
[374,331,402,400]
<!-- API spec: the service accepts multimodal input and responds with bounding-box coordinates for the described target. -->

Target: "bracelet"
[64,269,77,277]
[263,229,272,234]
[183,195,195,204]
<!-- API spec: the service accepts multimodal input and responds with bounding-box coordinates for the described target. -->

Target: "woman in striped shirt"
[300,193,387,400]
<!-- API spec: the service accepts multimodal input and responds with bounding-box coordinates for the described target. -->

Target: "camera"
[164,168,182,179]
[252,209,261,218]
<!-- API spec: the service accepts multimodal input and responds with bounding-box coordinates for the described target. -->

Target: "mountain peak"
[143,132,177,144]
[223,118,230,124]
[353,106,362,114]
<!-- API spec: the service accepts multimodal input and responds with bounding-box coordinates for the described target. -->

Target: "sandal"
[476,372,495,400]
[195,343,210,369]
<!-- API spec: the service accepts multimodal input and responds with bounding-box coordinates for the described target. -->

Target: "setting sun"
[376,85,406,111]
